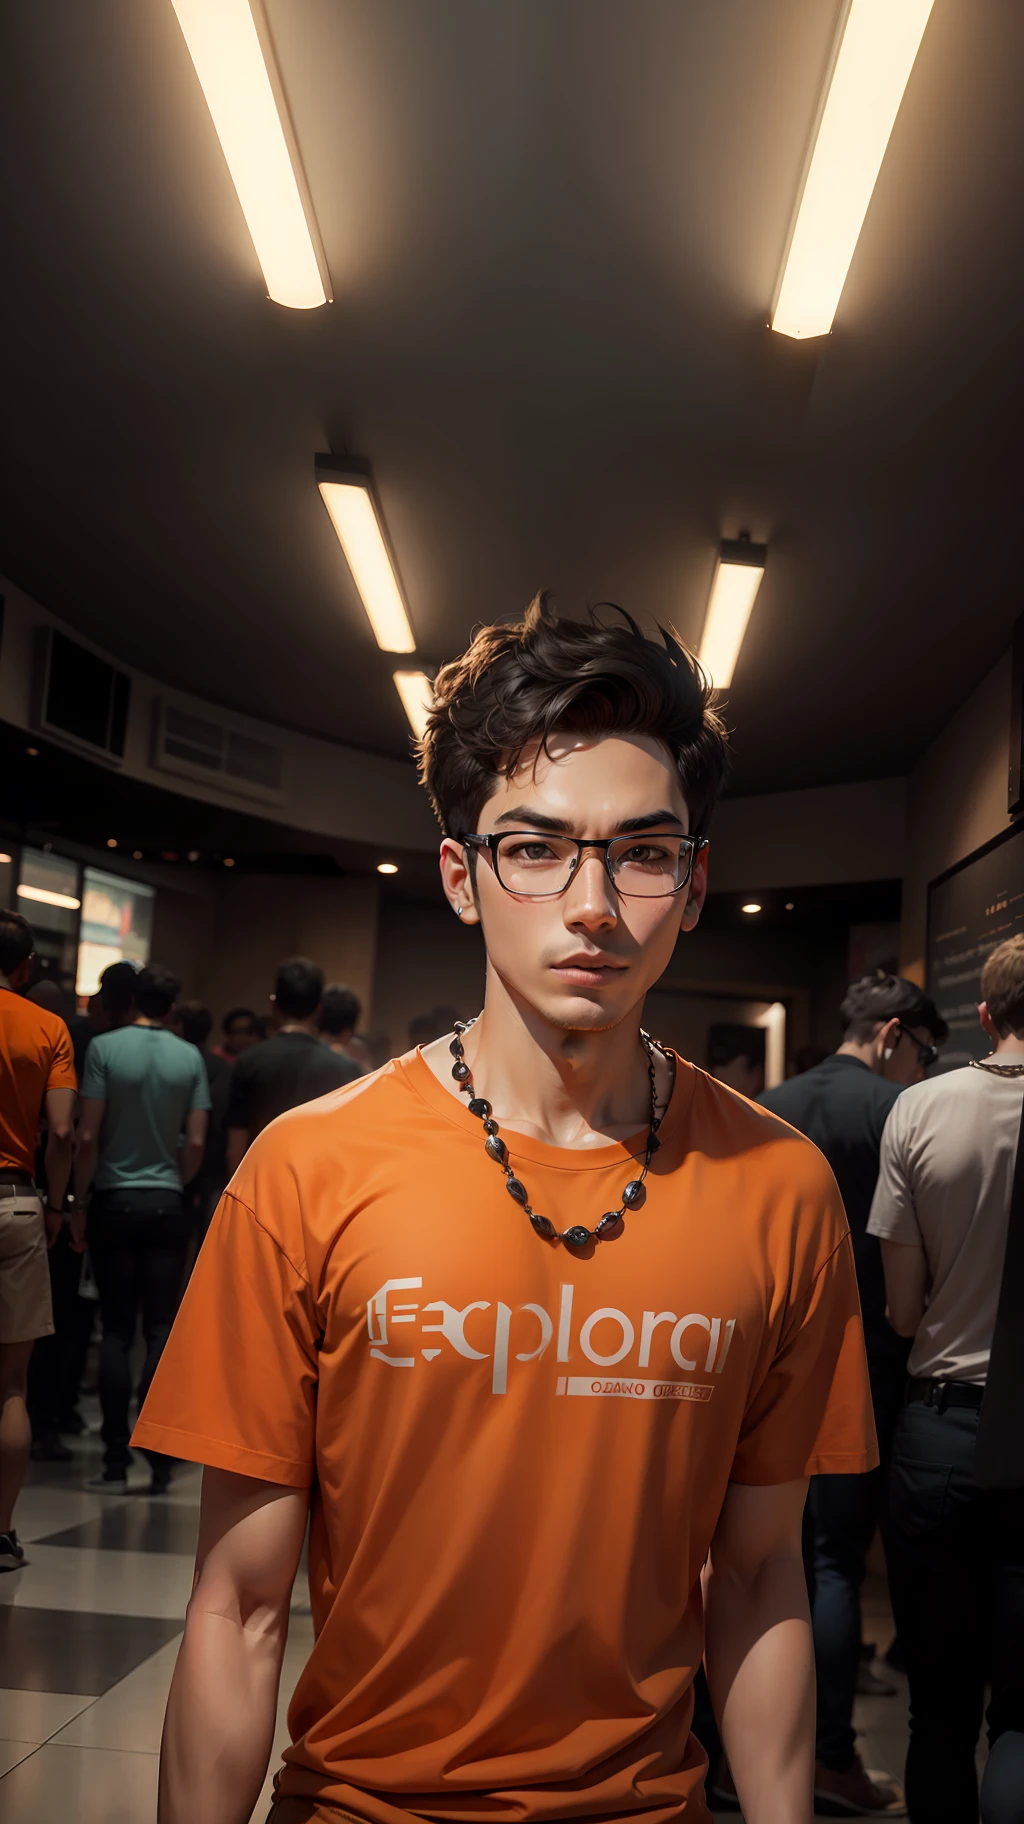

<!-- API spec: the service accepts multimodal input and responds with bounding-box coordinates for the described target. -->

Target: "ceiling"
[1,0,1022,796]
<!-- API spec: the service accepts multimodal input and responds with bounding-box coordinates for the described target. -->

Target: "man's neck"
[835,1039,879,1072]
[0,971,14,993]
[133,1015,164,1029]
[276,1018,319,1038]
[990,1031,1024,1060]
[422,970,671,1149]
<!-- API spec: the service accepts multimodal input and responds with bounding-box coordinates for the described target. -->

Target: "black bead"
[485,1134,507,1164]
[453,1021,466,1033]
[563,1224,593,1248]
[595,1211,623,1238]
[468,1097,491,1119]
[451,1062,471,1082]
[449,1037,463,1058]
[505,1176,528,1204]
[622,1179,644,1208]
[530,1213,557,1239]
[646,1132,661,1155]
[483,1118,499,1135]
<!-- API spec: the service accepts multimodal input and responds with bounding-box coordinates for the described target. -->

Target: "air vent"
[153,700,286,805]
[36,628,130,763]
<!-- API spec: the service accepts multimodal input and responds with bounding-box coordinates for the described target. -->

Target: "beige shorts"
[0,1188,54,1346]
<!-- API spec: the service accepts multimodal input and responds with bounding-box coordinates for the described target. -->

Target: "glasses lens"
[607,835,690,897]
[495,833,580,896]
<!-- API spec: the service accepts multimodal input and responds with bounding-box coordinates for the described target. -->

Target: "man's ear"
[979,1000,999,1042]
[11,956,34,990]
[877,1015,900,1061]
[679,842,709,934]
[439,838,480,925]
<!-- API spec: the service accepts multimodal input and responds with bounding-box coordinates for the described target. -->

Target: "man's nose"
[563,851,618,924]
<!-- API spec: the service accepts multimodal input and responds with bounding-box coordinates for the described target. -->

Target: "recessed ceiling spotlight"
[25,746,39,757]
[223,856,235,868]
[771,0,935,339]
[377,862,399,876]
[169,0,331,309]
[133,850,143,860]
[785,901,795,911]
[741,902,762,916]
[315,455,415,653]
[699,535,767,690]
[393,670,435,740]
[106,838,118,849]
[188,850,200,862]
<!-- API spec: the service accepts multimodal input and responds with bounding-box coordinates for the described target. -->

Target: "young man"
[213,1005,261,1064]
[760,972,947,1815]
[868,936,1024,1824]
[74,962,210,1493]
[317,983,371,1074]
[0,910,76,1569]
[135,598,876,1824]
[224,959,362,1174]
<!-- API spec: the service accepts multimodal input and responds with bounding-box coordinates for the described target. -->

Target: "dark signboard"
[927,822,1024,1067]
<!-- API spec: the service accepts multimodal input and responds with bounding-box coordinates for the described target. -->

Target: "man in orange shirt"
[0,909,77,1571]
[136,598,877,1824]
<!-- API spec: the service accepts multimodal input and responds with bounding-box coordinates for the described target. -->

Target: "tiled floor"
[1,1409,915,1823]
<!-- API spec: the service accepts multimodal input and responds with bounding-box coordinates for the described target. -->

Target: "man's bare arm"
[43,1086,76,1242]
[182,1108,209,1186]
[159,1468,308,1824]
[880,1237,928,1337]
[703,1478,813,1824]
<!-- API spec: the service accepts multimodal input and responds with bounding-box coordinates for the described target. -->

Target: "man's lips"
[549,957,628,983]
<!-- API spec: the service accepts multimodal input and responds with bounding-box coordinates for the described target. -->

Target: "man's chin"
[531,987,634,1035]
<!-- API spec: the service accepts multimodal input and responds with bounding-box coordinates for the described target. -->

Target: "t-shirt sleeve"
[131,1176,318,1486]
[225,1055,252,1130]
[731,1178,878,1483]
[46,1019,77,1095]
[866,1099,921,1245]
[189,1051,212,1113]
[80,1038,108,1100]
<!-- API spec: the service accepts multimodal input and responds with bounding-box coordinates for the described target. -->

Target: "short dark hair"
[0,909,34,977]
[840,971,948,1044]
[99,960,139,1015]
[178,999,212,1047]
[981,935,1024,1037]
[223,1006,257,1035]
[319,984,361,1036]
[134,963,180,1020]
[274,956,324,1020]
[419,593,728,842]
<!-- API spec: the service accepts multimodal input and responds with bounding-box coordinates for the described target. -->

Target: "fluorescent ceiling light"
[698,536,767,690]
[316,456,416,653]
[170,0,330,309]
[393,671,435,741]
[17,884,81,911]
[771,0,935,340]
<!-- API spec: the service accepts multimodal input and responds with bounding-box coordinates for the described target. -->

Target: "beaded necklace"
[448,1016,670,1250]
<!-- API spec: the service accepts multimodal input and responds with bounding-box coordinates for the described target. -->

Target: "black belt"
[907,1377,984,1412]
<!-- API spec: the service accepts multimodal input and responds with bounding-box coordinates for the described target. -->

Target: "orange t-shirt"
[0,988,77,1176]
[134,1049,876,1824]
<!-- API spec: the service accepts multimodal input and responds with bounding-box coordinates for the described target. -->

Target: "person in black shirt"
[761,972,947,1816]
[225,958,360,1174]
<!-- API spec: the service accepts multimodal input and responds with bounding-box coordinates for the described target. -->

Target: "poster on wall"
[927,822,1024,1067]
[75,867,155,1001]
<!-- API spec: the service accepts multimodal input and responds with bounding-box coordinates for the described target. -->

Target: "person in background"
[225,958,361,1173]
[73,963,210,1495]
[26,978,94,1081]
[318,984,370,1074]
[869,935,1024,1824]
[707,1023,766,1098]
[0,910,76,1570]
[760,970,947,1815]
[794,1044,830,1075]
[175,1001,232,1238]
[212,1006,259,1065]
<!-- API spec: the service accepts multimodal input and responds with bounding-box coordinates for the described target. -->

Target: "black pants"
[808,1348,908,1769]
[886,1398,1024,1824]
[27,1226,95,1434]
[88,1190,190,1473]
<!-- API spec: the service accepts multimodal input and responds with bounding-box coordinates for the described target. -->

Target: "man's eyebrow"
[489,808,688,834]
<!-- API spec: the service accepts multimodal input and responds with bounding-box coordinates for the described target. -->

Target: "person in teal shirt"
[75,962,210,1493]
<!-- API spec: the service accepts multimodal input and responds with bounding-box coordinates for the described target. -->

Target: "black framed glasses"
[463,830,706,900]
[897,1021,939,1071]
